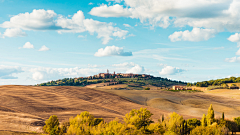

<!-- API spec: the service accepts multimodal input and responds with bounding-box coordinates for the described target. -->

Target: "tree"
[187,118,201,131]
[201,114,207,127]
[222,112,224,120]
[124,108,153,133]
[163,112,183,134]
[43,115,60,135]
[206,104,215,126]
[67,111,102,135]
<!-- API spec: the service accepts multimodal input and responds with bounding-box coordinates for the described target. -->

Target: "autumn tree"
[43,115,60,135]
[206,104,215,126]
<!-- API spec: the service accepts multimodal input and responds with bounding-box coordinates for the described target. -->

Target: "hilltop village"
[38,70,186,87]
[90,69,153,79]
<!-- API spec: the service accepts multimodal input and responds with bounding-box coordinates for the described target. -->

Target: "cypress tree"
[201,114,207,127]
[206,104,214,126]
[222,112,225,120]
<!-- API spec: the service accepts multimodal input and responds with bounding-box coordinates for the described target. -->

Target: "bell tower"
[107,69,109,74]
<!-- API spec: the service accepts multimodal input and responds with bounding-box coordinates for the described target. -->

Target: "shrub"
[144,87,150,90]
[43,115,60,135]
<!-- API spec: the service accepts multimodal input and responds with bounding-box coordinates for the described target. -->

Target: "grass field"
[97,87,240,120]
[0,85,171,133]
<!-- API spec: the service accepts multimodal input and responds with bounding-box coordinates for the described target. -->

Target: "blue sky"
[1,0,240,85]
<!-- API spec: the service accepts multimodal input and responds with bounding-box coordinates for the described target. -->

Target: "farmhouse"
[172,85,192,90]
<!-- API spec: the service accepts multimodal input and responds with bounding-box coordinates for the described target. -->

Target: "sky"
[1,0,240,85]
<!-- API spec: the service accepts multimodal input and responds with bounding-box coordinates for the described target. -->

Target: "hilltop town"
[38,70,186,87]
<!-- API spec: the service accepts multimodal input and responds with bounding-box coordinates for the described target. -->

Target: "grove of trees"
[43,105,240,135]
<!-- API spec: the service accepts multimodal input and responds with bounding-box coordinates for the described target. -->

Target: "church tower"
[107,69,109,74]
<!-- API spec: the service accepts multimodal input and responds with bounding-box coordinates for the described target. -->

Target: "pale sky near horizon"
[1,0,240,85]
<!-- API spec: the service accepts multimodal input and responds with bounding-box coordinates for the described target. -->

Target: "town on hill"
[38,69,187,87]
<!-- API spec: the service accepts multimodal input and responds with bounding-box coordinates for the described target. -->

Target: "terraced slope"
[0,85,171,133]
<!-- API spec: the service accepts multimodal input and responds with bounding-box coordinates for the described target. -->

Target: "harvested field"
[98,89,240,120]
[0,85,172,133]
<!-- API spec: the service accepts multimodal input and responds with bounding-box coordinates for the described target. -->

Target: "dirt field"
[98,89,240,121]
[0,85,171,133]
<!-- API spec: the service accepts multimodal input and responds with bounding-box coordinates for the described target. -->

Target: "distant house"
[172,85,191,90]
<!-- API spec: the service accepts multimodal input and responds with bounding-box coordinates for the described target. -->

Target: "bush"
[43,115,60,135]
[145,87,150,90]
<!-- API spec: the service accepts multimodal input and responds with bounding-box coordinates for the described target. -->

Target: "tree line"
[187,76,240,87]
[43,105,240,135]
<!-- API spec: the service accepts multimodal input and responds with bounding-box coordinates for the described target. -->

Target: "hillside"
[38,73,186,88]
[0,85,176,133]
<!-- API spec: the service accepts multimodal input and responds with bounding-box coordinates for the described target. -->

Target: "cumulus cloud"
[19,42,34,49]
[112,62,135,67]
[1,28,27,38]
[39,45,49,51]
[123,24,131,27]
[88,2,94,5]
[228,33,240,42]
[159,66,184,75]
[89,4,131,17]
[126,65,144,74]
[57,11,128,44]
[30,67,103,80]
[225,56,240,63]
[94,45,132,57]
[169,28,216,42]
[84,19,128,44]
[106,0,123,3]
[90,0,240,33]
[0,9,128,44]
[0,9,59,30]
[0,65,23,79]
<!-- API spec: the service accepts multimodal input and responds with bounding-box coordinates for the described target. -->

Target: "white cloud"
[0,65,23,79]
[90,0,240,33]
[83,19,128,44]
[30,67,103,80]
[159,66,184,75]
[56,10,85,33]
[89,4,131,17]
[94,45,132,57]
[32,72,44,80]
[20,42,34,49]
[2,28,27,38]
[158,63,167,67]
[225,56,240,63]
[0,9,128,44]
[112,62,135,67]
[39,45,49,51]
[236,48,240,55]
[0,9,58,30]
[78,35,86,38]
[87,64,105,68]
[88,2,94,5]
[169,28,216,42]
[106,0,123,3]
[126,65,144,74]
[228,33,240,42]
[123,24,131,27]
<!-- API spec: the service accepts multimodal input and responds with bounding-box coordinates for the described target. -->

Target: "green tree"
[201,114,207,127]
[163,112,183,134]
[222,112,224,120]
[187,118,201,131]
[67,111,102,135]
[124,108,153,133]
[206,104,215,126]
[43,115,60,135]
